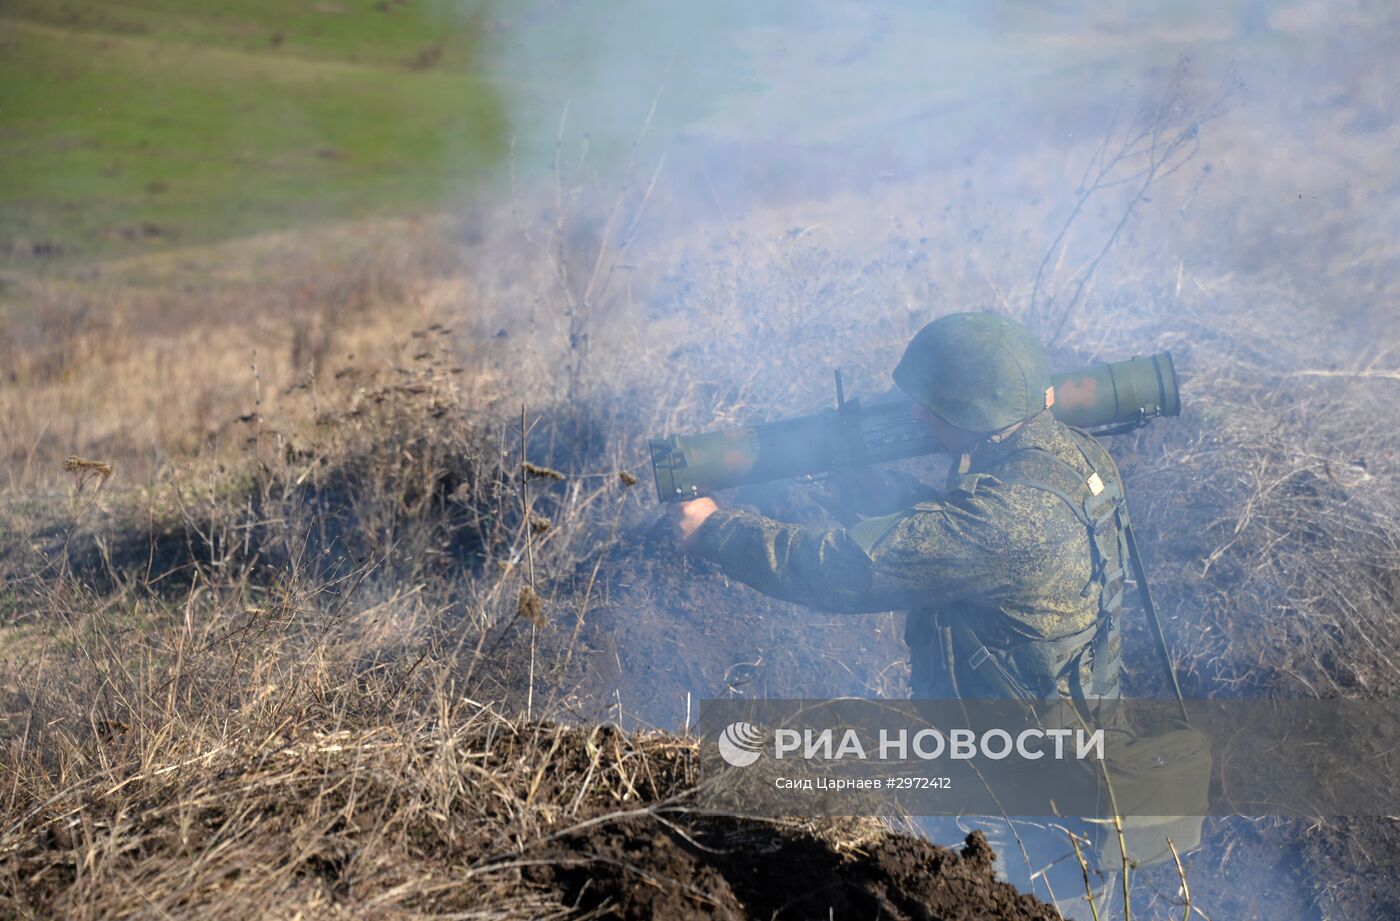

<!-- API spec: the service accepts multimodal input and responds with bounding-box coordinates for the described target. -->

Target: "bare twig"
[1030,58,1238,345]
[1069,828,1103,921]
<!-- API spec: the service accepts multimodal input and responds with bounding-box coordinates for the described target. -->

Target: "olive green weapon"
[649,351,1179,502]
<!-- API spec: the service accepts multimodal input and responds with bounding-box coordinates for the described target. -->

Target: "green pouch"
[1086,722,1212,870]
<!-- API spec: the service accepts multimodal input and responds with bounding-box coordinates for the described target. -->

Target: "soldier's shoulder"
[1018,414,1094,462]
[998,418,1120,486]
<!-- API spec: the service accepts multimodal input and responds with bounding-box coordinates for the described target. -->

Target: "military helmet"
[892,312,1052,432]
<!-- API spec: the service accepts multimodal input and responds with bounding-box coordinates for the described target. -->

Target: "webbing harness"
[953,431,1164,706]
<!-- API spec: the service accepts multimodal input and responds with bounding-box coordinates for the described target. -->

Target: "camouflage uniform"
[691,409,1129,701]
[688,311,1205,870]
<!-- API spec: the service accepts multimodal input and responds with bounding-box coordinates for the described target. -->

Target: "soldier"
[672,313,1209,892]
[672,312,1130,704]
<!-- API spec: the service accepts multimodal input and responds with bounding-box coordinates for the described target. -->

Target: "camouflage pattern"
[892,313,1053,432]
[691,410,1127,700]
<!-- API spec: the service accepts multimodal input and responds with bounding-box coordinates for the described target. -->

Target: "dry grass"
[0,218,468,492]
[0,316,682,916]
[2,24,1400,917]
[1,625,699,917]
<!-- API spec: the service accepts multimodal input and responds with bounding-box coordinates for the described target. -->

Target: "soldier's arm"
[689,478,1016,614]
[820,468,940,523]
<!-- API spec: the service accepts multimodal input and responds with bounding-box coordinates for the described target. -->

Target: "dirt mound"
[533,819,1057,921]
[1,672,1056,921]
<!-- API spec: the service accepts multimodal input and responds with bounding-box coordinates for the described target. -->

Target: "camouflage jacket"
[690,411,1127,699]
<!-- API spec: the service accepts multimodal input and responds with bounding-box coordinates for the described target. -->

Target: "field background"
[2,0,1310,265]
[3,1,1400,919]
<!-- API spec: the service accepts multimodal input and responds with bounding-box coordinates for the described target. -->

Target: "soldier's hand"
[671,496,719,549]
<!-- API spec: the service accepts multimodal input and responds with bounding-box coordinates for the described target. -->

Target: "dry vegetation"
[3,31,1400,920]
[0,225,1056,918]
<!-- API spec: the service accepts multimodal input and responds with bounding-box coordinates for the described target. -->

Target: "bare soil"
[530,820,1059,921]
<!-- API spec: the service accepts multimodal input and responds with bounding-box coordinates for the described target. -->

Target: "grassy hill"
[0,1,506,261]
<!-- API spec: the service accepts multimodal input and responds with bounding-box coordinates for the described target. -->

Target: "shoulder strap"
[1123,520,1191,722]
[1064,432,1191,720]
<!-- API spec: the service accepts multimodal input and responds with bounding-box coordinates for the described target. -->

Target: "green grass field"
[0,0,506,261]
[1,0,1260,269]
